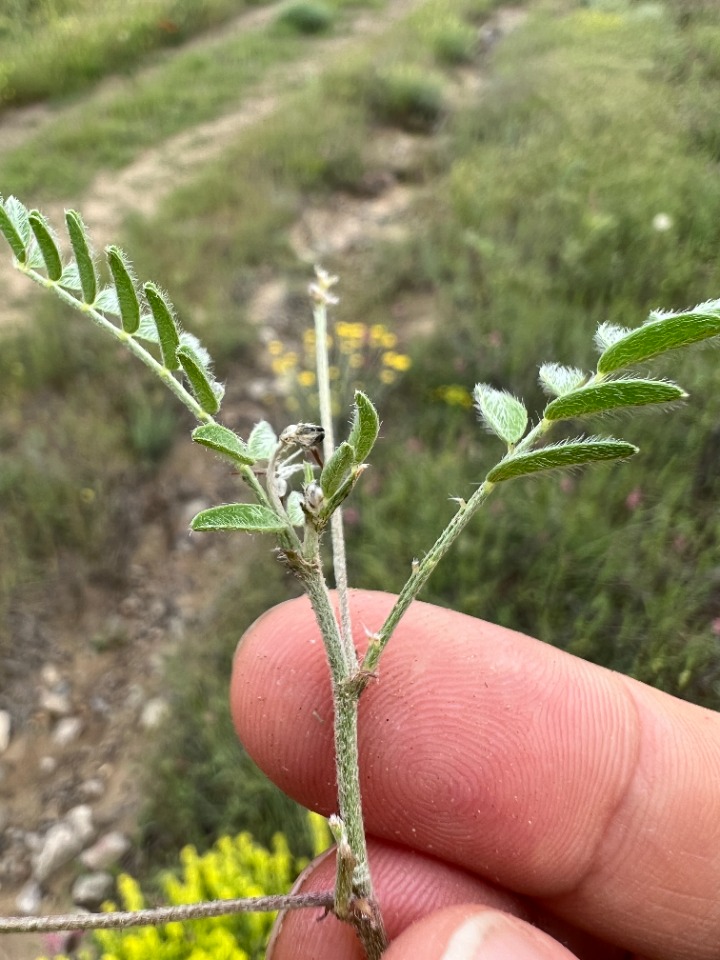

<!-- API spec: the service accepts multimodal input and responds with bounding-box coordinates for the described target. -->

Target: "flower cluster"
[269,320,411,417]
[433,383,473,408]
[42,815,331,960]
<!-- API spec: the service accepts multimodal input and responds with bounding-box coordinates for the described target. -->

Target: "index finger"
[231,590,720,960]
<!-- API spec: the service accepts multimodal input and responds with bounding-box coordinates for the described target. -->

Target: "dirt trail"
[0,0,429,326]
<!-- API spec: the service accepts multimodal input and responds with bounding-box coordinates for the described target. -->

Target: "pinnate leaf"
[474,384,528,445]
[191,503,286,533]
[544,379,686,421]
[487,438,638,483]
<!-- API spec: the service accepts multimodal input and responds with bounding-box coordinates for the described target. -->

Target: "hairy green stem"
[362,480,494,674]
[305,273,386,957]
[361,411,564,675]
[312,281,355,671]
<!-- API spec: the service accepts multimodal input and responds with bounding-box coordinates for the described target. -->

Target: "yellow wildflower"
[382,351,412,372]
[297,370,316,387]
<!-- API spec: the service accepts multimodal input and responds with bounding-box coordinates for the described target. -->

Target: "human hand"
[231,591,720,960]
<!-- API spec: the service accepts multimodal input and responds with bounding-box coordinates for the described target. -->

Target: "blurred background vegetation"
[1,0,719,908]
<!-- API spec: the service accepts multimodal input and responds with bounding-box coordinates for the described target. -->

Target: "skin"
[230,590,720,960]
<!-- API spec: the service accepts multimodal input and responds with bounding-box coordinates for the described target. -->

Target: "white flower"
[652,213,673,232]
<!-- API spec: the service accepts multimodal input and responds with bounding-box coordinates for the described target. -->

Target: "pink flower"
[625,487,643,511]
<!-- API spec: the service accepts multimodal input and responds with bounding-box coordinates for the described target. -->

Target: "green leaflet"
[190,503,286,533]
[544,379,686,421]
[320,441,354,497]
[348,391,380,462]
[537,363,587,397]
[144,282,180,369]
[192,424,255,465]
[474,384,528,445]
[65,211,97,305]
[29,211,62,281]
[594,322,631,353]
[0,200,27,263]
[107,246,140,334]
[286,491,305,527]
[318,466,363,523]
[487,439,638,482]
[177,346,222,416]
[597,304,720,374]
[248,421,278,460]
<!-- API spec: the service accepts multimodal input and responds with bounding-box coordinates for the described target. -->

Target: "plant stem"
[301,568,387,959]
[304,271,386,957]
[311,276,355,671]
[0,893,334,933]
[362,480,495,674]
[361,416,565,675]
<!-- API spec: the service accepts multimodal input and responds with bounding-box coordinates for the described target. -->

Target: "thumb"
[384,905,578,960]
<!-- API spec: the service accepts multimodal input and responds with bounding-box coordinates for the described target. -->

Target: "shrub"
[431,21,477,65]
[275,1,334,34]
[366,65,446,132]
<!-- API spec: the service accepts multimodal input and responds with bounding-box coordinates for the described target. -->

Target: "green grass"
[338,0,720,703]
[0,0,275,111]
[116,0,720,706]
[0,298,179,654]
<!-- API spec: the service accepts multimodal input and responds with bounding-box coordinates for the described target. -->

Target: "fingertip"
[384,906,578,960]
